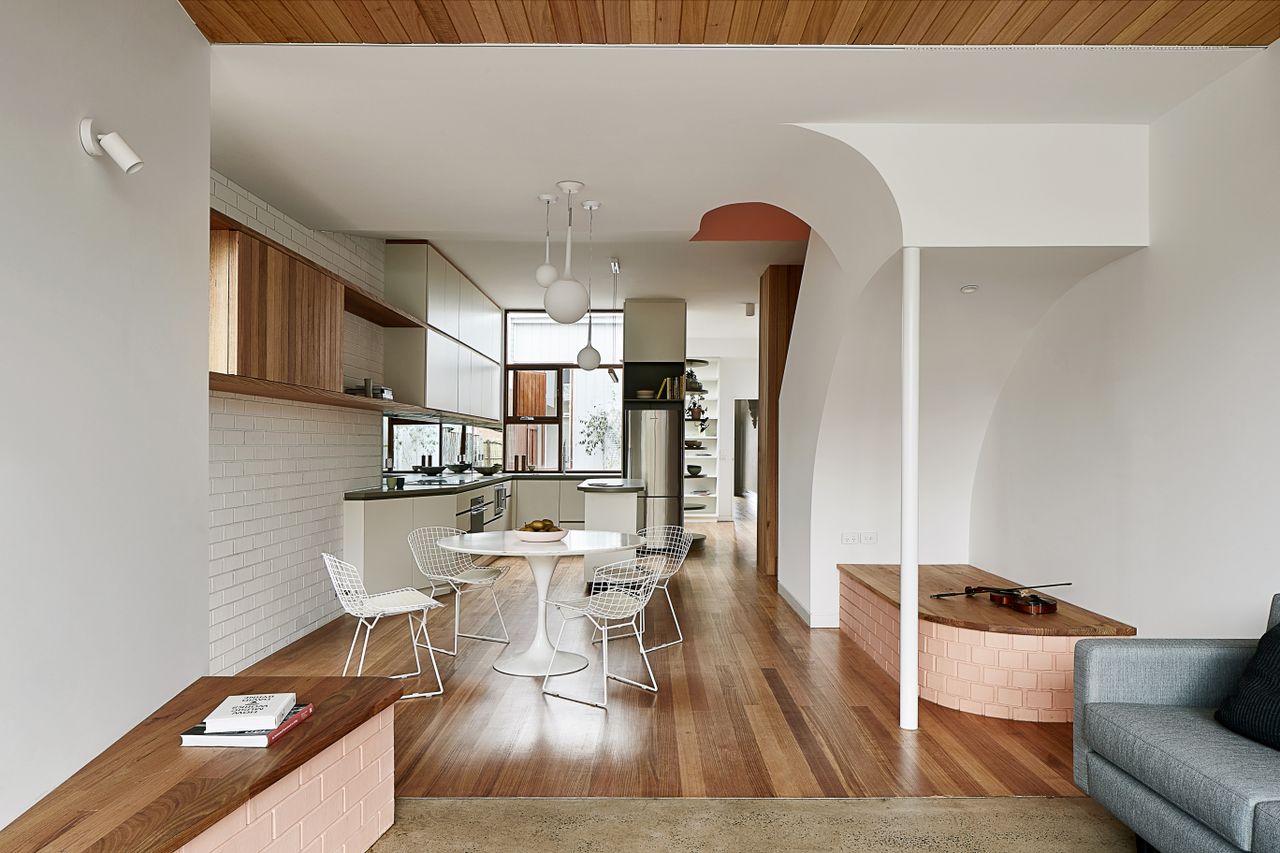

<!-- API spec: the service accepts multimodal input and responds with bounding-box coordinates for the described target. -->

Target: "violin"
[930,582,1072,615]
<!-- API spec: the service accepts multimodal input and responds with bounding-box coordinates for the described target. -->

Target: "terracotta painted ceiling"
[179,1,1280,47]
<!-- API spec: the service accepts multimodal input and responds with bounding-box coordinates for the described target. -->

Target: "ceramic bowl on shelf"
[687,465,702,476]
[684,440,703,449]
[635,390,657,399]
[514,529,568,543]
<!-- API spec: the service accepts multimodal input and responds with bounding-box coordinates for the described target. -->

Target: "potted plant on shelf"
[684,368,704,393]
[687,394,709,433]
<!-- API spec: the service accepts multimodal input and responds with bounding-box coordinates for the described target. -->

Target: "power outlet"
[860,531,878,545]
[840,532,860,545]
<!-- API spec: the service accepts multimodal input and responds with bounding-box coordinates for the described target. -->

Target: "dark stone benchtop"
[345,472,597,500]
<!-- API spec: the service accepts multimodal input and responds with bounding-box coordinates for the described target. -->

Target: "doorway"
[734,398,759,523]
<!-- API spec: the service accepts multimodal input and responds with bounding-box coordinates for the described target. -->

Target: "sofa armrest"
[1073,638,1256,792]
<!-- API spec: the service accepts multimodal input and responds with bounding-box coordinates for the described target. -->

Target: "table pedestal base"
[493,553,590,678]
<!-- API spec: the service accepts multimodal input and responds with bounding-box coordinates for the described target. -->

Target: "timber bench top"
[838,563,1136,637]
[0,675,401,853]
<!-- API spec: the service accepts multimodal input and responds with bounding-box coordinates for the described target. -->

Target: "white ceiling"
[209,44,1253,340]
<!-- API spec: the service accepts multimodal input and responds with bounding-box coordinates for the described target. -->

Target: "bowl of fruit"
[514,519,568,542]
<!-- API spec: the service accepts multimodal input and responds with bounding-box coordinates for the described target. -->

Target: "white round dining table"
[436,530,643,677]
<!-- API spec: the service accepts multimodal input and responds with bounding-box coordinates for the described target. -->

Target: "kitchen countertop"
[346,472,607,500]
[577,478,646,493]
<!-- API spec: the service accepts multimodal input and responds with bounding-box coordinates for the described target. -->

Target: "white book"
[203,692,295,734]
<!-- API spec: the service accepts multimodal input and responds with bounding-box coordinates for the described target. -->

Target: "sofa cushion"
[1257,802,1280,853]
[1217,622,1280,751]
[1085,703,1280,849]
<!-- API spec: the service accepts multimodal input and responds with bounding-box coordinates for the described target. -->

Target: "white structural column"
[900,246,921,730]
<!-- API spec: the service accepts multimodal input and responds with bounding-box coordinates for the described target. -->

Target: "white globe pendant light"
[577,201,602,370]
[534,193,559,287]
[544,180,589,324]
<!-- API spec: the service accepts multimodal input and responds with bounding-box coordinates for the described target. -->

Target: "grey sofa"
[1075,595,1280,853]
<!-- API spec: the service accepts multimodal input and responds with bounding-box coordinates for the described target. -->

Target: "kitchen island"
[839,564,1135,723]
[344,473,601,594]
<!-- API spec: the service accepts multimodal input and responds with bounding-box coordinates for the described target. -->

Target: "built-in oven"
[458,494,488,534]
[486,484,508,530]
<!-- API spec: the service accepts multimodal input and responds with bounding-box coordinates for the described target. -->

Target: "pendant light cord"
[563,195,574,277]
[543,198,552,264]
[586,206,595,344]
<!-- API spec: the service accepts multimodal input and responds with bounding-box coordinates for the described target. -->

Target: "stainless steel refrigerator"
[625,407,683,529]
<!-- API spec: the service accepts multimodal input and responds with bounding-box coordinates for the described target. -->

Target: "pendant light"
[577,201,601,371]
[607,258,621,382]
[544,180,590,324]
[534,193,559,287]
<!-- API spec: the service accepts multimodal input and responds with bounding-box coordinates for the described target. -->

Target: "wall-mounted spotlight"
[745,302,757,317]
[79,118,143,174]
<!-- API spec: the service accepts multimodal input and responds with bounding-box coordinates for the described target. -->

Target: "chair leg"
[401,609,444,699]
[543,615,609,709]
[608,616,659,693]
[387,613,424,681]
[456,585,511,645]
[642,584,684,653]
[355,616,379,677]
[342,618,364,676]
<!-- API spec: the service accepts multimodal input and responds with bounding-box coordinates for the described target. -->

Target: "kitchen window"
[504,311,622,473]
[385,419,502,471]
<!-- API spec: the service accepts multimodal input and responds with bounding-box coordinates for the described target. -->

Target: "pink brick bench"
[838,564,1134,723]
[0,676,401,853]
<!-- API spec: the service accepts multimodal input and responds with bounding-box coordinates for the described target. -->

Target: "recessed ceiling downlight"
[960,284,980,294]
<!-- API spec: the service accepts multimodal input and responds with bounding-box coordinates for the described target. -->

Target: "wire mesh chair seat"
[323,553,444,699]
[542,556,664,709]
[596,525,694,653]
[408,526,511,657]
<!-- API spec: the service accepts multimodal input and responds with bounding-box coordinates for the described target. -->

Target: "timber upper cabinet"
[209,230,344,391]
[383,243,503,421]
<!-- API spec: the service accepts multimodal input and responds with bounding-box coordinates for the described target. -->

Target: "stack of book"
[181,692,313,748]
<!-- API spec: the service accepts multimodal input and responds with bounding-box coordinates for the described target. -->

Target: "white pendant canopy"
[544,180,589,324]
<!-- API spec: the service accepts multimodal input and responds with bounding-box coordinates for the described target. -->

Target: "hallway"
[246,517,1079,797]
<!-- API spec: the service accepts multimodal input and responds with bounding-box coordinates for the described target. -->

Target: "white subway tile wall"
[208,393,383,675]
[208,171,387,674]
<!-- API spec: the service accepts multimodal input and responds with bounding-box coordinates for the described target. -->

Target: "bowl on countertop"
[414,465,447,476]
[447,462,473,474]
[474,464,501,475]
[514,529,568,543]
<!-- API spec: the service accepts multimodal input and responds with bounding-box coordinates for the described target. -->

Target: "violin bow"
[930,582,1072,600]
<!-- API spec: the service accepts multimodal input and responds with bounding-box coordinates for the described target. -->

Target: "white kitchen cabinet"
[384,244,428,321]
[476,357,500,420]
[383,326,427,407]
[513,479,560,526]
[441,264,461,338]
[559,479,586,525]
[623,299,686,362]
[343,499,415,595]
[459,278,480,351]
[456,346,475,418]
[425,329,458,412]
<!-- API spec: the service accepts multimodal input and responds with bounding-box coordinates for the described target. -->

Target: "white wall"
[206,176,388,674]
[804,247,1132,626]
[0,0,209,826]
[688,337,759,522]
[808,123,1149,249]
[971,47,1280,639]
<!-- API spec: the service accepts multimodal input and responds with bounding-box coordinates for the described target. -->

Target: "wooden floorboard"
[243,501,1081,797]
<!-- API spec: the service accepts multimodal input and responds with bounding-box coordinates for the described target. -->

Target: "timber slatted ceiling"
[178,1,1280,46]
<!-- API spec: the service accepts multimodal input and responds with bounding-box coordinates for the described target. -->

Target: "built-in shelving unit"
[208,372,501,426]
[684,357,719,520]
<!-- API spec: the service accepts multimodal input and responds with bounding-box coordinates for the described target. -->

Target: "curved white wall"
[971,47,1280,638]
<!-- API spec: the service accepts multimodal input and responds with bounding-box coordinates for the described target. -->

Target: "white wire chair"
[407,526,510,657]
[323,553,444,699]
[543,555,665,709]
[595,525,694,653]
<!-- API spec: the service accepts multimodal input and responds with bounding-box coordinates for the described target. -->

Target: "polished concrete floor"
[373,797,1133,852]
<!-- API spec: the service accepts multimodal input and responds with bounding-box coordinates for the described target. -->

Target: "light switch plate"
[859,531,878,544]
